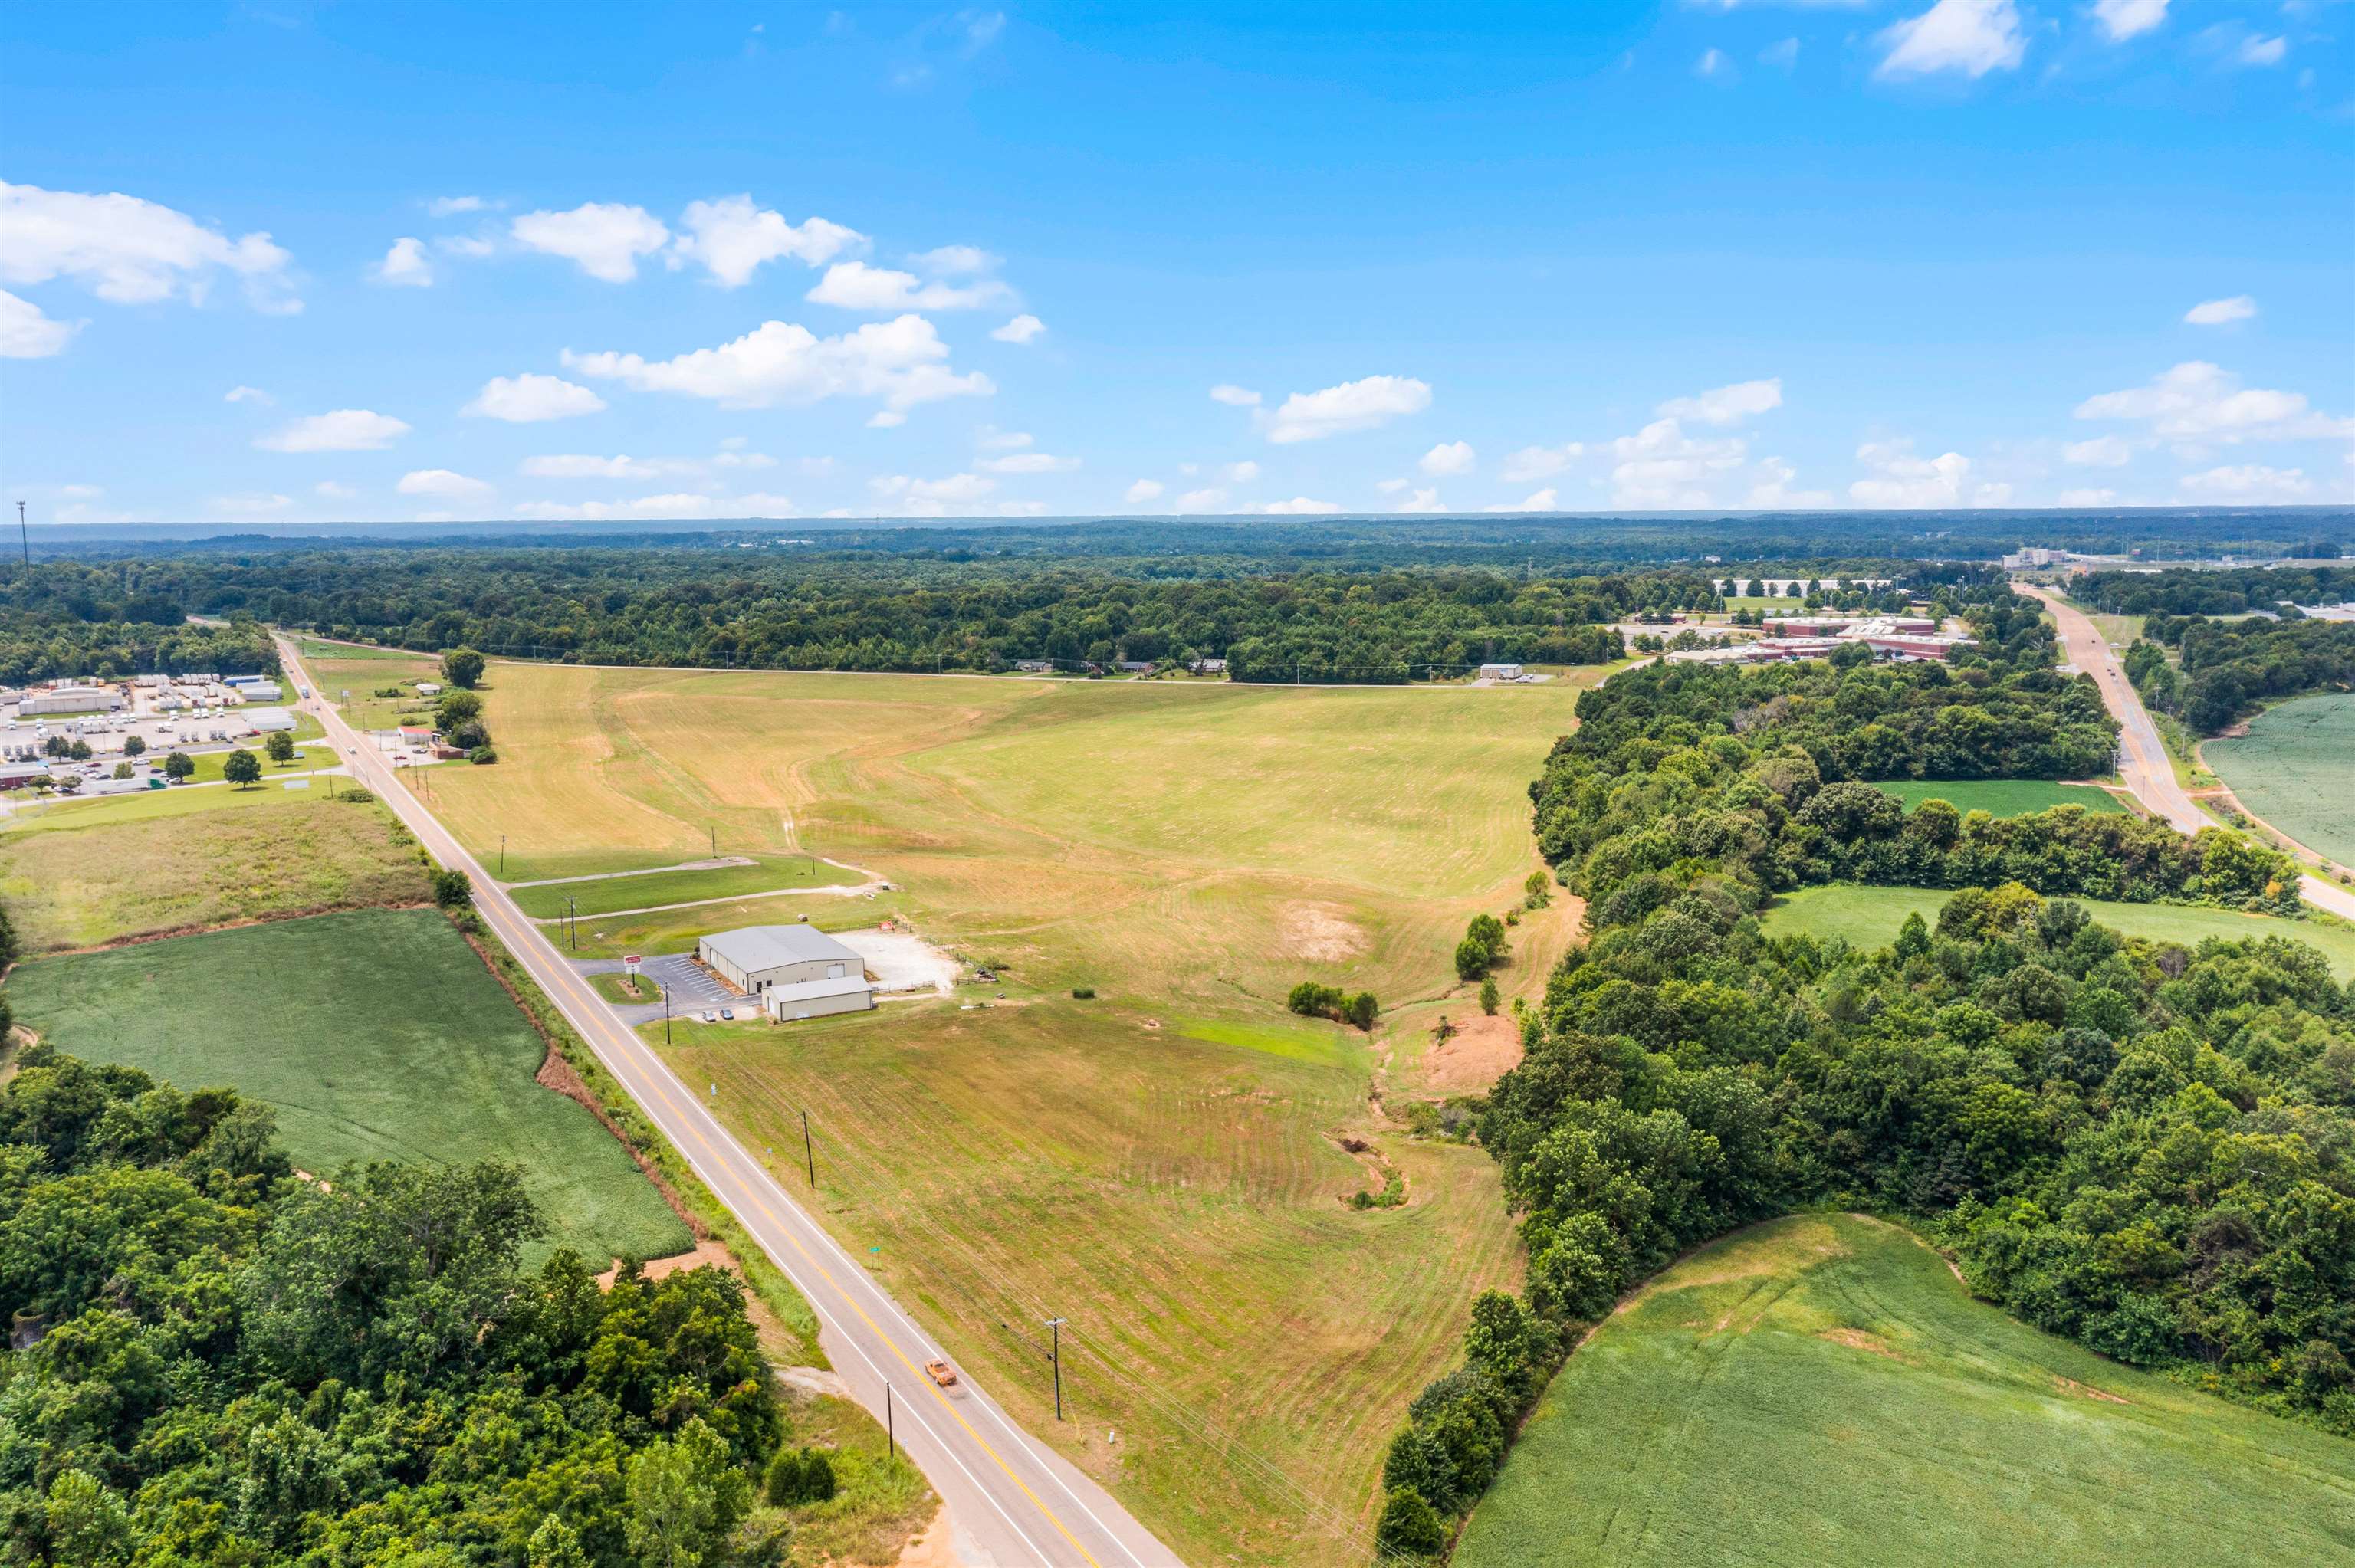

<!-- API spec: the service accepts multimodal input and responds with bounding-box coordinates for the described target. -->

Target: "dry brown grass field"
[320,657,1597,1563]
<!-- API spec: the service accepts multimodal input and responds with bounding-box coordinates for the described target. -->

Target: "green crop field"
[1457,1214,2355,1568]
[372,656,1592,1563]
[4,908,691,1265]
[0,789,431,951]
[1874,779,2127,816]
[305,645,445,731]
[508,855,847,917]
[2206,692,2355,871]
[1760,883,2355,979]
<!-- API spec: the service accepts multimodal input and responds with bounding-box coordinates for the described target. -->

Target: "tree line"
[0,616,277,686]
[2123,614,2355,734]
[0,1042,848,1566]
[2074,565,2355,619]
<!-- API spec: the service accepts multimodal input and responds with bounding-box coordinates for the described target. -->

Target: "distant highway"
[275,636,1181,1568]
[2021,586,2355,922]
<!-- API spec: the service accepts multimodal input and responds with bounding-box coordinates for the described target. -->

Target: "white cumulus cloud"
[806,261,1011,311]
[225,385,272,404]
[1176,487,1228,510]
[515,493,718,521]
[2,180,297,313]
[1611,418,1748,507]
[990,313,1046,344]
[315,481,356,499]
[563,315,992,414]
[1208,384,1262,407]
[1420,440,1476,477]
[2063,435,2136,467]
[2075,361,2347,446]
[211,492,294,517]
[510,202,671,282]
[371,236,433,287]
[464,372,609,423]
[1746,457,1832,508]
[1501,442,1584,483]
[670,195,864,287]
[1256,496,1342,514]
[2093,0,2167,42]
[1656,377,1782,425]
[2179,464,2311,500]
[2184,294,2256,326]
[2056,487,2119,507]
[0,290,79,357]
[2238,35,2287,67]
[869,471,997,516]
[427,195,490,217]
[398,469,494,500]
[1848,439,1974,507]
[1877,0,2025,79]
[1486,489,1559,513]
[1125,479,1165,504]
[255,409,412,453]
[1259,375,1431,444]
[980,451,1079,474]
[1395,486,1447,513]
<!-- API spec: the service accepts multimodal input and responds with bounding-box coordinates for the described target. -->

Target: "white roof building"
[760,974,878,1021]
[698,923,872,999]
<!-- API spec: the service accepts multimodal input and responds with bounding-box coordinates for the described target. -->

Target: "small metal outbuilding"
[760,974,878,1022]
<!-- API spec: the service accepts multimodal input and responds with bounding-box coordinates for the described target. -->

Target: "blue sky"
[2,1,2349,526]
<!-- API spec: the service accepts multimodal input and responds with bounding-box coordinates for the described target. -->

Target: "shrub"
[1071,986,1096,999]
[1453,937,1492,982]
[1479,977,1499,1015]
[1288,980,1346,1019]
[468,746,498,765]
[764,1446,837,1506]
[431,868,473,909]
[1347,991,1379,1031]
[1374,1486,1447,1557]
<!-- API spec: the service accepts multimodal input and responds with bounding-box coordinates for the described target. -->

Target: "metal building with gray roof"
[698,923,873,1016]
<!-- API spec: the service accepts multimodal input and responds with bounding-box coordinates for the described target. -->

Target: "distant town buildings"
[1665,612,1976,667]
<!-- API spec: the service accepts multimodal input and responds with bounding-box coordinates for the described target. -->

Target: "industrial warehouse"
[696,923,878,1019]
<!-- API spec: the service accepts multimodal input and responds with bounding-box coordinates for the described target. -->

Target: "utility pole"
[566,894,577,950]
[15,500,27,573]
[663,989,672,1045]
[885,1383,895,1458]
[499,834,505,878]
[801,1110,816,1186]
[1045,1317,1067,1419]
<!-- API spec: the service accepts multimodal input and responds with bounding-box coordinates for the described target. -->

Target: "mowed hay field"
[5,908,691,1266]
[1874,778,2127,816]
[389,659,1581,1562]
[418,661,1581,1008]
[1457,1215,2355,1568]
[663,999,1521,1566]
[1761,883,2355,980]
[2206,692,2355,870]
[0,789,431,951]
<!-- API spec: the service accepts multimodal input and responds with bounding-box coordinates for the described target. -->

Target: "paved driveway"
[573,951,741,1024]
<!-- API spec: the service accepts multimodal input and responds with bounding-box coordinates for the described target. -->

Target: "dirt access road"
[276,636,1181,1568]
[2020,586,2355,922]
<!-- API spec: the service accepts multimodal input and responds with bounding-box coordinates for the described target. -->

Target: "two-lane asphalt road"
[276,637,1180,1568]
[2020,586,2355,921]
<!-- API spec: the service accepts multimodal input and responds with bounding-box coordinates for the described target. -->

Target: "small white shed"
[760,974,877,1022]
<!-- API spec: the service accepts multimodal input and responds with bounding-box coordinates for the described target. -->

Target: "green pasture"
[1760,883,2355,979]
[509,855,846,918]
[1873,778,2127,816]
[0,788,427,953]
[1457,1213,2355,1568]
[2206,692,2355,871]
[5,908,691,1265]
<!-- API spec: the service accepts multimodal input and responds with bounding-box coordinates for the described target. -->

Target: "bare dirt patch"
[1421,1012,1523,1092]
[1276,900,1368,963]
[2054,1374,2130,1405]
[893,1506,961,1568]
[1819,1327,1909,1363]
[595,1238,734,1288]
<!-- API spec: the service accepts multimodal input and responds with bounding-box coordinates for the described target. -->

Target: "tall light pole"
[15,500,27,573]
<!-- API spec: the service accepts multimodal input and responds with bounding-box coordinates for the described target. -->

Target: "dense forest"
[1373,586,2339,1557]
[1515,586,2304,914]
[2,556,1734,680]
[1382,893,2355,1550]
[0,1042,832,1567]
[2123,614,2355,734]
[0,618,278,686]
[2076,565,2355,618]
